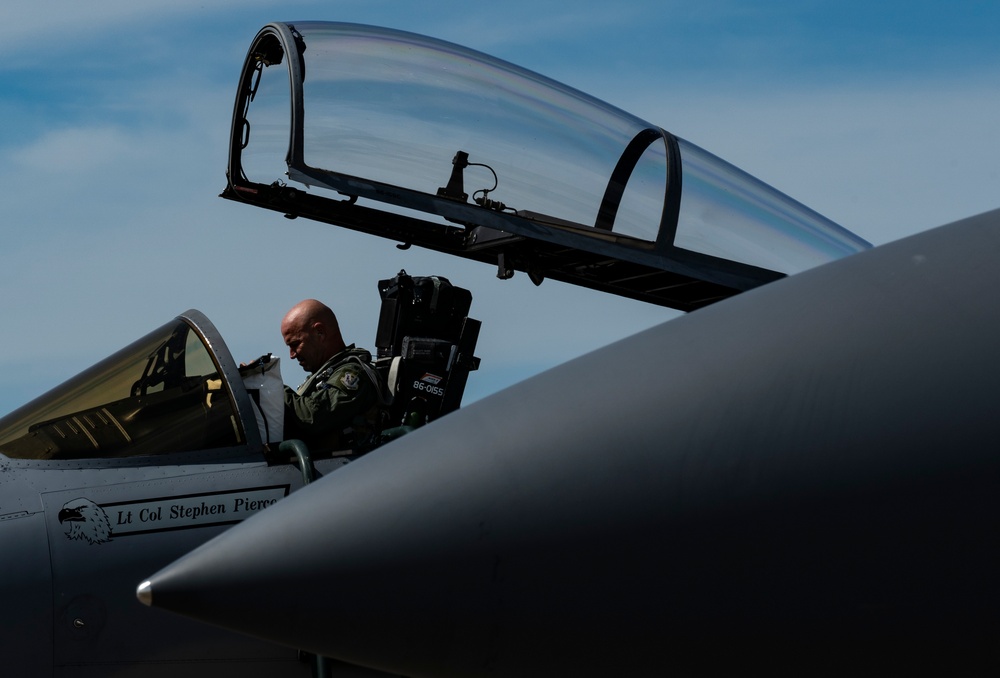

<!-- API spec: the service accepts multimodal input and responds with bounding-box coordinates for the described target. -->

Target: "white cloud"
[13,127,137,173]
[0,0,283,53]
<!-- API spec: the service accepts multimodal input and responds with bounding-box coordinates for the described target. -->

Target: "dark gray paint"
[143,208,1000,676]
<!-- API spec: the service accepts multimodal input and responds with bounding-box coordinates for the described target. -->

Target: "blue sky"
[1,1,998,415]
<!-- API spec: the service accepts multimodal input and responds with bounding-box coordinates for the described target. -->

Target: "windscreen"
[0,319,242,460]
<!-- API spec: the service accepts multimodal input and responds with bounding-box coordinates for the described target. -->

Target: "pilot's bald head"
[281,299,347,373]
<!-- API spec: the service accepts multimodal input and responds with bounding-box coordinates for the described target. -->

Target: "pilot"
[280,299,384,453]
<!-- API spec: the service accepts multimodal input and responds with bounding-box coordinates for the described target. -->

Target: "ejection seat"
[374,270,481,440]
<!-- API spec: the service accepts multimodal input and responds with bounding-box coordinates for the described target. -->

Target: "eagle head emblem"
[58,498,112,545]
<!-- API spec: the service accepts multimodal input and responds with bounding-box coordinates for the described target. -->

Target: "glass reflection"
[240,49,293,186]
[674,138,870,274]
[291,22,664,235]
[0,320,242,460]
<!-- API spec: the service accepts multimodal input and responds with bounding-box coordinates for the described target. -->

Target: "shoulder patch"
[340,371,361,391]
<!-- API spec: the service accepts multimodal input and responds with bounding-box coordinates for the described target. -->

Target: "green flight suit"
[283,345,382,452]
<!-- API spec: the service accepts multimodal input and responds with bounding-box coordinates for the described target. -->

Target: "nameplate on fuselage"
[101,485,289,537]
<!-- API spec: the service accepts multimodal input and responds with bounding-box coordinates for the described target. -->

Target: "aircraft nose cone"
[135,211,1000,677]
[136,580,153,607]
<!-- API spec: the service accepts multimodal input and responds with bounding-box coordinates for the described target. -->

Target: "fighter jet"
[0,18,937,678]
[137,21,1000,678]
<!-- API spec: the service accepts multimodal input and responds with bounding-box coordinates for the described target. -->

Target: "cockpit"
[225,22,870,310]
[0,273,480,462]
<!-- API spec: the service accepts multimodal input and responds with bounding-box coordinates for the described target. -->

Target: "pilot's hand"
[240,353,274,370]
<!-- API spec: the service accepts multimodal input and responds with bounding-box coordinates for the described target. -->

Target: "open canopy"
[224,22,869,310]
